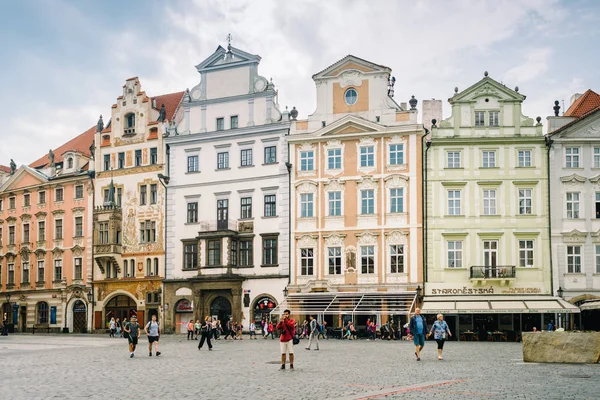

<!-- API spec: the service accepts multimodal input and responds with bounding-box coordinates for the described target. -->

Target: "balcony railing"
[94,244,123,255]
[470,265,516,280]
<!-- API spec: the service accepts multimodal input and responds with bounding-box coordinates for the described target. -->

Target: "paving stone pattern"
[0,334,598,399]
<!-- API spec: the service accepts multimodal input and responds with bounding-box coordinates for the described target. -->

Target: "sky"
[1,0,599,166]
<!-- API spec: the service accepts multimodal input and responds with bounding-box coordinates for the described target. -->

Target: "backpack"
[123,323,130,339]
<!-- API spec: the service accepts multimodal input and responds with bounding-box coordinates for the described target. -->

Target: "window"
[23,223,30,243]
[519,189,532,215]
[518,150,532,167]
[361,190,375,215]
[216,117,225,131]
[344,88,358,105]
[0,227,2,245]
[390,245,404,273]
[482,151,496,168]
[154,258,159,276]
[140,185,147,206]
[103,154,110,171]
[125,113,135,129]
[300,151,314,171]
[38,221,45,241]
[300,193,314,217]
[74,258,82,280]
[241,197,252,219]
[187,202,198,223]
[300,248,314,275]
[39,191,46,204]
[447,190,461,215]
[55,188,64,202]
[565,147,580,168]
[447,151,461,168]
[24,193,30,207]
[389,144,404,165]
[22,262,30,283]
[475,111,485,126]
[230,240,238,266]
[54,259,62,281]
[327,149,341,169]
[0,199,2,211]
[118,152,125,169]
[447,241,462,268]
[150,148,158,165]
[129,259,135,277]
[135,150,142,167]
[37,302,49,324]
[55,219,63,240]
[8,263,14,284]
[328,247,342,275]
[99,222,109,244]
[390,188,404,213]
[8,196,16,210]
[264,195,276,217]
[264,146,277,164]
[567,246,582,273]
[208,240,221,266]
[566,192,580,219]
[489,111,499,126]
[240,240,253,266]
[519,240,534,268]
[596,245,600,274]
[150,184,157,204]
[184,243,198,269]
[74,185,84,199]
[328,191,342,216]
[67,158,73,169]
[217,152,229,169]
[145,221,156,243]
[360,146,374,167]
[483,189,496,215]
[117,188,122,207]
[75,217,83,237]
[8,226,15,245]
[146,259,152,276]
[241,149,253,167]
[595,148,600,169]
[596,192,600,219]
[361,246,375,274]
[37,261,45,282]
[230,115,238,129]
[188,155,199,172]
[483,241,498,269]
[263,238,278,265]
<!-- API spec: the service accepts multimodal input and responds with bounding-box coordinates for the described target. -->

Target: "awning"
[580,300,600,311]
[421,295,580,314]
[272,292,416,316]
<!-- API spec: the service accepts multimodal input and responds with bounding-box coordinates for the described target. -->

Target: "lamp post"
[416,285,422,302]
[557,286,564,299]
[4,293,12,334]
[158,173,170,331]
[283,287,288,298]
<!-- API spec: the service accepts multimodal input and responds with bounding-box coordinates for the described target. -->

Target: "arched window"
[37,302,49,324]
[106,262,112,279]
[146,258,152,276]
[130,259,135,278]
[123,260,128,277]
[125,113,135,129]
[67,158,73,169]
[153,258,159,276]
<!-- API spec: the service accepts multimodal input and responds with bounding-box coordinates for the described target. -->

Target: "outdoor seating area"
[459,330,520,342]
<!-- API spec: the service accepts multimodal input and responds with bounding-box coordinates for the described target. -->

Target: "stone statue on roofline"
[157,104,167,122]
[89,140,96,159]
[96,115,104,133]
[48,149,55,167]
[10,159,16,175]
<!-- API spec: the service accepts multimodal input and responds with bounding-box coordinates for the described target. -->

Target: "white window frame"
[360,189,375,215]
[518,240,534,268]
[566,245,582,273]
[483,189,497,216]
[594,147,600,169]
[300,193,314,218]
[447,190,461,215]
[565,147,580,168]
[360,245,375,274]
[300,151,314,171]
[489,111,499,127]
[359,146,375,168]
[482,151,496,168]
[475,111,485,126]
[389,143,404,165]
[327,247,342,275]
[327,148,342,170]
[518,150,532,167]
[518,188,533,215]
[390,244,405,274]
[447,240,463,268]
[566,192,580,219]
[327,191,342,216]
[390,188,404,213]
[447,151,461,168]
[596,245,600,274]
[300,248,314,276]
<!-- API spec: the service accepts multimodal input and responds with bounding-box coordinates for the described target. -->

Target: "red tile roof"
[564,90,600,117]
[29,126,96,169]
[151,91,184,121]
[0,165,10,173]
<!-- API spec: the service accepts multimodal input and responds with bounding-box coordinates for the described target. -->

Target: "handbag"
[285,321,300,345]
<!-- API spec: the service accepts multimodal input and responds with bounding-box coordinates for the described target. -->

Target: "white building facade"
[164,44,289,332]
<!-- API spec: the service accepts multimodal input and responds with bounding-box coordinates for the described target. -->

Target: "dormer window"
[67,157,73,169]
[124,113,135,135]
[344,88,358,106]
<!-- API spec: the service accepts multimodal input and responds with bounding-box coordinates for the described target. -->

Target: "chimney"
[422,99,443,131]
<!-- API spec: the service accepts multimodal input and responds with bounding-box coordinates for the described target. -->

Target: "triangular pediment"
[0,166,47,193]
[313,115,381,137]
[450,75,526,103]
[313,55,391,80]
[195,45,260,72]
[551,110,600,139]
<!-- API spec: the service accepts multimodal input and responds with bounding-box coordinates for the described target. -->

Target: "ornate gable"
[314,115,381,138]
[313,55,390,80]
[449,74,526,104]
[195,45,261,72]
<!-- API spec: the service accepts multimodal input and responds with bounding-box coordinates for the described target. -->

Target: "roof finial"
[553,100,561,117]
[226,33,233,52]
[484,71,489,77]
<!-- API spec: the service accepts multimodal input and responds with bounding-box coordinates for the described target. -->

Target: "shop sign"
[175,299,193,313]
[431,287,495,295]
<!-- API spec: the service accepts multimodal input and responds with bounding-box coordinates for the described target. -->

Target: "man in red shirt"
[276,309,295,369]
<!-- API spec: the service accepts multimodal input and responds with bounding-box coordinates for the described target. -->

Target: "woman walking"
[427,313,452,360]
[116,318,122,337]
[198,316,213,350]
[109,317,116,337]
[187,320,194,340]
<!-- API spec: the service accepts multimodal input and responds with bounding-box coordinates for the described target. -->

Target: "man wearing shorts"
[409,308,428,361]
[123,315,141,358]
[276,309,295,370]
[144,314,161,357]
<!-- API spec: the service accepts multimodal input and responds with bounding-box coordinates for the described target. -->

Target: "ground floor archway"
[252,295,277,325]
[105,295,137,328]
[210,296,232,325]
[72,300,87,333]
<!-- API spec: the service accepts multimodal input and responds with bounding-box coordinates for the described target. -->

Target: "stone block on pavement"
[522,332,600,364]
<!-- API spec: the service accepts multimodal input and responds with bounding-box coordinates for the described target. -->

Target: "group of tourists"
[409,307,452,361]
[120,314,161,358]
[186,318,224,341]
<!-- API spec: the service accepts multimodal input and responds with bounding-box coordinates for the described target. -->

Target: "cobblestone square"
[0,334,598,399]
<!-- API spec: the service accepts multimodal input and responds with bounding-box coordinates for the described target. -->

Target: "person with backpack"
[198,316,213,350]
[144,314,161,357]
[305,315,320,351]
[224,317,235,340]
[123,315,141,358]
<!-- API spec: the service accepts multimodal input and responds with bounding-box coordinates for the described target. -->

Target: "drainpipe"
[422,129,431,299]
[87,170,95,333]
[545,136,555,301]
[285,131,292,288]
[158,144,170,332]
